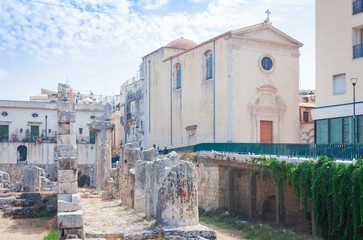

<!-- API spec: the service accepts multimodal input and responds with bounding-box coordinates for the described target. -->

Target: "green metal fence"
[168,143,363,160]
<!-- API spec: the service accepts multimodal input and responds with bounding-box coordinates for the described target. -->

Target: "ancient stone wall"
[197,152,312,234]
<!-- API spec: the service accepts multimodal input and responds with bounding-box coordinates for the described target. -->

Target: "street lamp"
[351,78,358,159]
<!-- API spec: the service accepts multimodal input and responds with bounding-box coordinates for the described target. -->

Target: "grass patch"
[34,193,57,220]
[199,208,321,240]
[9,225,18,230]
[43,229,59,240]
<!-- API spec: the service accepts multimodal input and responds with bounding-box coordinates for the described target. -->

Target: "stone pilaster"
[89,103,114,190]
[56,83,84,239]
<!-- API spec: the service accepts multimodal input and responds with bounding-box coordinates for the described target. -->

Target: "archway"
[262,195,276,221]
[17,146,27,164]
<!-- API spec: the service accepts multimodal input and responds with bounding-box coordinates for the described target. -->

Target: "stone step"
[0,188,10,193]
[0,193,12,198]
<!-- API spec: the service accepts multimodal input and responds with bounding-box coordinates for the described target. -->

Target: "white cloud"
[137,0,170,10]
[0,0,314,61]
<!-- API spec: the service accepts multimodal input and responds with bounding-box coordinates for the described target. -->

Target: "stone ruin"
[89,103,114,191]
[22,165,56,192]
[56,83,85,239]
[109,143,217,239]
[0,171,13,190]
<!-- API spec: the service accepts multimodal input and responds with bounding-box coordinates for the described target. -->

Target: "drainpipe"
[45,115,48,138]
[170,59,173,146]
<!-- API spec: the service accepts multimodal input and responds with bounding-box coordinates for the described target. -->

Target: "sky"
[0,0,315,100]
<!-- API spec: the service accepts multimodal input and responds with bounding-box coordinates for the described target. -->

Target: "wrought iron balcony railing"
[353,0,363,14]
[353,43,363,59]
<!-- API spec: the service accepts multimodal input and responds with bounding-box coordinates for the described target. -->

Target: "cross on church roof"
[179,31,184,39]
[265,9,271,24]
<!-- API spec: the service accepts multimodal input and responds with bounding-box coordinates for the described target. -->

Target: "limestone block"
[22,166,42,192]
[125,142,140,149]
[58,144,77,158]
[58,111,76,123]
[145,154,179,219]
[63,228,84,239]
[58,210,84,228]
[58,134,77,145]
[58,200,81,212]
[58,170,77,183]
[141,148,159,162]
[156,160,198,227]
[58,157,78,170]
[58,123,76,135]
[58,193,81,203]
[104,103,113,121]
[58,181,78,194]
[134,161,147,212]
[58,101,75,112]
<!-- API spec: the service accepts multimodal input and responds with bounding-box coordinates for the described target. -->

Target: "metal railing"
[168,143,363,160]
[353,0,363,14]
[0,134,57,143]
[0,134,96,144]
[353,43,363,59]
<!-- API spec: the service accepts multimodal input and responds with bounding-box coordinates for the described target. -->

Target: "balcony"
[0,134,57,143]
[353,0,363,14]
[353,43,363,59]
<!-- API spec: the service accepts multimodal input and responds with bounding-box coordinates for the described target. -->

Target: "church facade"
[123,22,302,149]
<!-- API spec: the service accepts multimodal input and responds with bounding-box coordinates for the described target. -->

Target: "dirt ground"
[0,195,245,240]
[0,211,55,240]
[82,197,245,240]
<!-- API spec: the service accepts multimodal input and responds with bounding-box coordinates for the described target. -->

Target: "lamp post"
[351,78,358,159]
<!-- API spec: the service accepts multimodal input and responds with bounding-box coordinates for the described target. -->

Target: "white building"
[312,0,363,145]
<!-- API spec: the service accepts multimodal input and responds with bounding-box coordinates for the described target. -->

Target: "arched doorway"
[17,146,27,164]
[262,195,276,221]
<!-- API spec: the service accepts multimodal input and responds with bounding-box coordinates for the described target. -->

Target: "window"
[343,117,354,144]
[205,51,213,79]
[130,100,135,113]
[140,120,143,130]
[330,118,343,144]
[139,100,143,112]
[303,112,309,123]
[79,128,83,135]
[316,119,329,144]
[176,64,181,89]
[17,146,27,164]
[333,74,346,95]
[90,130,95,144]
[0,125,9,141]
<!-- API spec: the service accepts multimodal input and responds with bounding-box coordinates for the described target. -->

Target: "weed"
[43,229,59,240]
[199,208,321,240]
[9,225,18,230]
